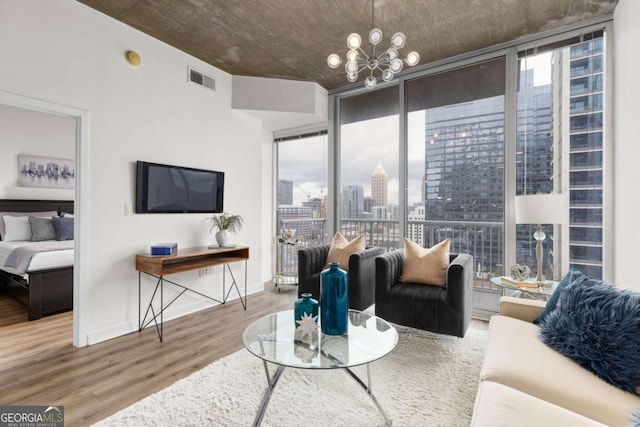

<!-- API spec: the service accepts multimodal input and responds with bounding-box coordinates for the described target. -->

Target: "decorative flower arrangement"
[208,213,243,247]
[278,228,302,245]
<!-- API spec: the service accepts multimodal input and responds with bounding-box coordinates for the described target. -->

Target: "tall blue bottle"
[320,262,349,335]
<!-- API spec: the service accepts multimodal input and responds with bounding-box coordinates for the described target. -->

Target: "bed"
[0,199,74,320]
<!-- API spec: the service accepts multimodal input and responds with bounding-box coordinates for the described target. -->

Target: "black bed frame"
[0,199,74,320]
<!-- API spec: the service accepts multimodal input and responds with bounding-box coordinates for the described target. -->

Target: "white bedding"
[0,240,74,276]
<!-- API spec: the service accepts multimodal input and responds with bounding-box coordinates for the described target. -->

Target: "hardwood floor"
[0,285,489,426]
[0,283,299,426]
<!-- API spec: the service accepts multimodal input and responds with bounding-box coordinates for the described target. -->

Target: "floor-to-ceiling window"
[275,131,329,279]
[406,58,506,284]
[516,31,606,280]
[338,86,400,249]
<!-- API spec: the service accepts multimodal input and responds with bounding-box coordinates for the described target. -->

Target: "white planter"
[215,230,229,247]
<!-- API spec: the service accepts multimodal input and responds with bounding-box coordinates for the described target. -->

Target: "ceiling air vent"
[188,67,215,91]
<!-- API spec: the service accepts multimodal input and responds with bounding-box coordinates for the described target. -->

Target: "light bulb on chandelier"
[326,1,420,89]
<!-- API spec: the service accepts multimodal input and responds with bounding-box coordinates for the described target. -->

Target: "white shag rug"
[94,326,488,427]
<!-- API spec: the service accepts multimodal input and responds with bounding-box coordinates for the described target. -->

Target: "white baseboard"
[86,283,263,345]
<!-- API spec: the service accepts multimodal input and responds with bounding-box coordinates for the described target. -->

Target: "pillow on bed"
[0,210,58,240]
[52,216,74,240]
[29,216,56,241]
[3,215,32,241]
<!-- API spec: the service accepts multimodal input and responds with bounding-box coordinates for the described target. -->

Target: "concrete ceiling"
[76,0,617,91]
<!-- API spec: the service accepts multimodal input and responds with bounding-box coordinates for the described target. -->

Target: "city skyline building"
[363,196,374,213]
[407,204,426,245]
[276,204,311,237]
[277,180,293,206]
[371,163,388,209]
[341,184,364,219]
[562,37,605,279]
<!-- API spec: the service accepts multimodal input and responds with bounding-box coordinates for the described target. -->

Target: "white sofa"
[471,297,640,427]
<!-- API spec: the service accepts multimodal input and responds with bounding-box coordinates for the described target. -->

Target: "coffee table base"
[253,361,392,427]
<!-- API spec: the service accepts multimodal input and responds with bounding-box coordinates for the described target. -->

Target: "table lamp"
[514,194,566,283]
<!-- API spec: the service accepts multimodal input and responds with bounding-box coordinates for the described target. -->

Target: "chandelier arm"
[357,46,370,60]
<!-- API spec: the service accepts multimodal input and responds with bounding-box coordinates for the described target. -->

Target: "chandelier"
[326,1,420,89]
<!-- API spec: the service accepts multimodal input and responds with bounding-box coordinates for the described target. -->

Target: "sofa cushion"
[325,232,365,271]
[400,238,450,286]
[539,281,640,396]
[471,381,608,427]
[480,315,640,426]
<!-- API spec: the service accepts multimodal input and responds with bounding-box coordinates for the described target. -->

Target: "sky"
[278,112,426,207]
[278,52,553,208]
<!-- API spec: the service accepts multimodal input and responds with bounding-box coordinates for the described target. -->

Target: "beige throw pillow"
[400,238,451,286]
[325,232,365,271]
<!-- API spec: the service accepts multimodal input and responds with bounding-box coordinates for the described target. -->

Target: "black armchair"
[298,245,384,311]
[375,250,473,337]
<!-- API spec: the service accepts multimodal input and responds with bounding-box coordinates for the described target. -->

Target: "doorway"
[0,90,88,347]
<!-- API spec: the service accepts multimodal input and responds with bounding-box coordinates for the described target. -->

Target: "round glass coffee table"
[242,309,398,426]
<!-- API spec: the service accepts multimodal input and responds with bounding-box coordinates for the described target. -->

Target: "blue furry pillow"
[534,269,579,325]
[539,281,640,395]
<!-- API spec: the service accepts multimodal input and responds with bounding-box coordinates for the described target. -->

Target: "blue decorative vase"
[294,293,318,322]
[320,262,349,335]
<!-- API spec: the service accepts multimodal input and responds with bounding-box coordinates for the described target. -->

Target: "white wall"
[0,0,274,343]
[613,0,640,290]
[0,105,75,199]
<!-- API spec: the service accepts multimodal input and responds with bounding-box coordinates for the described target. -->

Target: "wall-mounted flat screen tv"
[135,161,224,213]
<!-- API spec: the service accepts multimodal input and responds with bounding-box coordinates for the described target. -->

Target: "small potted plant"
[208,212,244,247]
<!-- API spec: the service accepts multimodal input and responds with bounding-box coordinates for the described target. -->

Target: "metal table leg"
[253,362,286,427]
[344,364,392,426]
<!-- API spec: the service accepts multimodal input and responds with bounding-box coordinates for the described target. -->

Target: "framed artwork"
[18,155,75,189]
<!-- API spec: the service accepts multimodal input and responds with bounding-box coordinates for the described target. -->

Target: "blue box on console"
[151,243,178,255]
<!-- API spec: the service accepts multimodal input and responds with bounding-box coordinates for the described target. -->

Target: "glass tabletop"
[242,309,398,369]
[489,276,558,297]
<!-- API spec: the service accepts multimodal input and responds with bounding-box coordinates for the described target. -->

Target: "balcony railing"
[277,217,505,291]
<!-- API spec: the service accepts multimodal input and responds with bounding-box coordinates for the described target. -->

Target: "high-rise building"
[372,206,387,220]
[277,180,293,206]
[371,163,388,209]
[302,198,325,218]
[363,196,374,213]
[421,64,556,276]
[341,185,364,219]
[277,205,311,237]
[421,174,428,203]
[560,37,605,279]
[407,204,426,246]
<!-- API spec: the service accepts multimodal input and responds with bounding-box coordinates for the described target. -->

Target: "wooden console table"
[136,245,249,341]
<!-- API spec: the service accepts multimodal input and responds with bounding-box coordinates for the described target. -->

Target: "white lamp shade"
[515,194,567,225]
